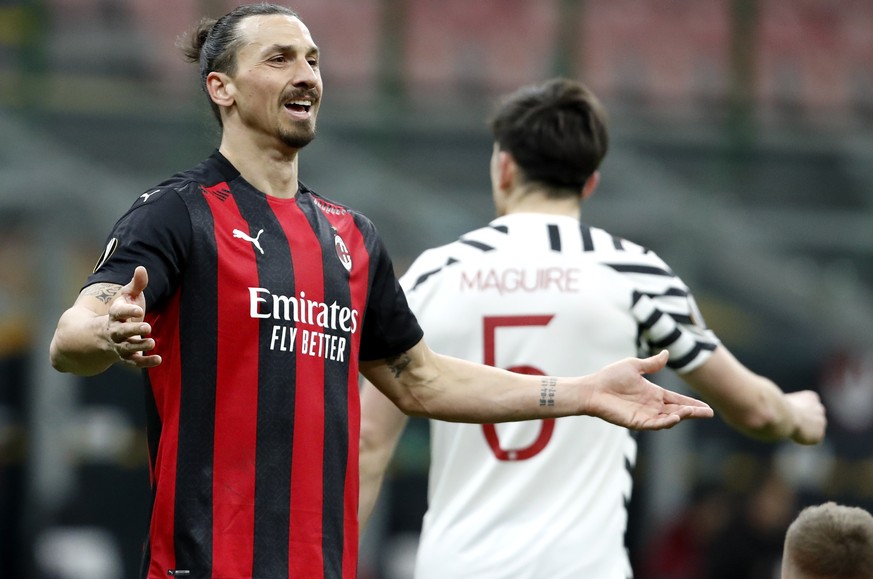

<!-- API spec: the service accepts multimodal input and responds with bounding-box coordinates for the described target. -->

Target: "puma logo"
[141,189,159,202]
[233,228,265,255]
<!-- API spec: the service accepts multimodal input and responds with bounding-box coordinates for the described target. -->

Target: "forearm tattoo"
[385,352,412,378]
[82,283,121,304]
[539,377,557,407]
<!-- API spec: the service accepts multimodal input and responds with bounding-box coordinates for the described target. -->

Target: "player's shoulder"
[128,154,231,210]
[399,244,455,292]
[133,152,255,210]
[118,170,199,220]
[585,223,646,254]
[459,222,510,246]
[400,224,509,291]
[441,223,512,263]
[583,223,672,270]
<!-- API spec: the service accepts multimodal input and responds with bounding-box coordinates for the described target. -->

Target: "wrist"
[573,374,595,417]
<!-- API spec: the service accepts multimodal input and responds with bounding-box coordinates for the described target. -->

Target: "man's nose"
[292,60,318,87]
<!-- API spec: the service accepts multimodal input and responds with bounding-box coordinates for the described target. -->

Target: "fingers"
[643,414,682,430]
[109,302,147,325]
[638,404,713,431]
[670,403,715,419]
[119,352,163,369]
[115,333,161,368]
[108,266,160,369]
[625,392,714,430]
[787,390,827,445]
[662,388,714,419]
[112,330,155,355]
[108,325,152,349]
[106,314,157,365]
[637,350,669,375]
[639,386,714,431]
[663,388,714,411]
[115,332,155,351]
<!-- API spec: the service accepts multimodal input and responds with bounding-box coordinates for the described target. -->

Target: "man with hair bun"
[49,4,714,578]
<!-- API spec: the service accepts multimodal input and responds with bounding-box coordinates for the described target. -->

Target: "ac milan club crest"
[334,233,352,272]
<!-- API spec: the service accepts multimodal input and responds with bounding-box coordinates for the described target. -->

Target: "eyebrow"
[266,43,320,57]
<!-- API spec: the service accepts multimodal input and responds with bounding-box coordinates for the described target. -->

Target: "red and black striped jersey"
[87,151,423,579]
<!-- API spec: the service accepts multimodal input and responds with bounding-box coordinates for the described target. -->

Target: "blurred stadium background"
[1,0,872,577]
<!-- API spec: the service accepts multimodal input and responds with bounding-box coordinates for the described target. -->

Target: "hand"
[585,350,714,430]
[105,266,162,369]
[786,390,826,445]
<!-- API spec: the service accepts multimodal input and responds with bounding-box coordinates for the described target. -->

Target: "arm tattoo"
[385,352,412,378]
[539,377,557,407]
[82,283,121,304]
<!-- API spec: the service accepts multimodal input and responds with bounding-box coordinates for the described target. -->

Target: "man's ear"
[498,150,517,191]
[582,171,600,201]
[206,71,235,108]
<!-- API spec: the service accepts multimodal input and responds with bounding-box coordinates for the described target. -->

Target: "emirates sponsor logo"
[249,287,359,362]
[248,288,359,332]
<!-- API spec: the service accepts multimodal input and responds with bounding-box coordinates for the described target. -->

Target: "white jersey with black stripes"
[400,213,719,579]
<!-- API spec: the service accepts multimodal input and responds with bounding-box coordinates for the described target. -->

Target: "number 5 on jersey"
[482,315,555,461]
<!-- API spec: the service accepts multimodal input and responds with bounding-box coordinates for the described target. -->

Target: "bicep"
[359,338,438,412]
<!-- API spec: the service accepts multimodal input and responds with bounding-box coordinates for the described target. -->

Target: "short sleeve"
[627,267,721,374]
[358,235,423,361]
[86,187,191,310]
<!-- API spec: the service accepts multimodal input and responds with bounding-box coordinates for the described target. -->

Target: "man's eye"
[270,55,286,63]
[307,59,319,67]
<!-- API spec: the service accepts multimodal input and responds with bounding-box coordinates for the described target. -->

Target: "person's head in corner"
[782,501,873,579]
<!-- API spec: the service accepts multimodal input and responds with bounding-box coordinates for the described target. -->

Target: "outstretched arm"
[50,266,162,376]
[359,341,713,430]
[358,379,408,533]
[680,345,826,444]
[358,342,713,533]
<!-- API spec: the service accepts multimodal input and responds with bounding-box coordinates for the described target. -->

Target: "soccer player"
[358,78,828,578]
[782,502,873,578]
[48,6,713,579]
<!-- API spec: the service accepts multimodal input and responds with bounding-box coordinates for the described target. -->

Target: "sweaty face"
[228,14,322,150]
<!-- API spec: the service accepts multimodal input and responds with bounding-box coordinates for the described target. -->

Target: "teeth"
[288,100,312,107]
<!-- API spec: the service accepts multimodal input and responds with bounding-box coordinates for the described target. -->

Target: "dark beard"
[279,123,316,149]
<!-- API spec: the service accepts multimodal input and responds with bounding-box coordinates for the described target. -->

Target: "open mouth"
[284,100,312,114]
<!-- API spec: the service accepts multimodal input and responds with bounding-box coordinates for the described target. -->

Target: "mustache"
[281,90,320,103]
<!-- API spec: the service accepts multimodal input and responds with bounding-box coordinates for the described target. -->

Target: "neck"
[218,129,301,199]
[502,189,582,219]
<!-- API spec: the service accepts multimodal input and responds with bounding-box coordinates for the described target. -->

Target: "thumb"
[638,350,669,375]
[124,266,149,300]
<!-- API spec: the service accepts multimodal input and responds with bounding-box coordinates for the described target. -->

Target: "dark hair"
[179,3,300,125]
[488,78,609,196]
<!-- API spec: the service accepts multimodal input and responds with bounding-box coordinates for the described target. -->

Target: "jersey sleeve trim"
[631,291,720,373]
